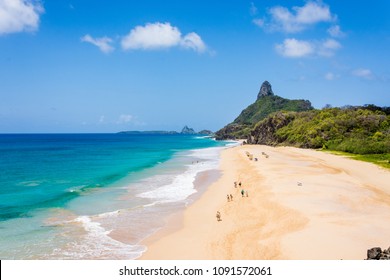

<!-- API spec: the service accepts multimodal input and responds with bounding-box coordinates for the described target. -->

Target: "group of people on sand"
[235,181,248,197]
[241,189,249,197]
[216,180,250,221]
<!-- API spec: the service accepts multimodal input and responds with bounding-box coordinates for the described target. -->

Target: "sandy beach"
[139,145,390,260]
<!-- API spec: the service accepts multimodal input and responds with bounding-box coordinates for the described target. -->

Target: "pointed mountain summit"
[257,81,274,99]
[215,81,313,140]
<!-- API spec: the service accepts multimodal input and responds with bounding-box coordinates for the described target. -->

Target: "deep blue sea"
[0,133,233,259]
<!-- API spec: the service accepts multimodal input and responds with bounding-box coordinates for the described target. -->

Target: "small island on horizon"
[118,125,215,136]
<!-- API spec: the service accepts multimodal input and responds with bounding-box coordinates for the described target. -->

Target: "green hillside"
[233,95,313,125]
[215,81,313,140]
[248,106,390,154]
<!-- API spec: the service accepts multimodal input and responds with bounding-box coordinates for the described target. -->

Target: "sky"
[0,0,389,133]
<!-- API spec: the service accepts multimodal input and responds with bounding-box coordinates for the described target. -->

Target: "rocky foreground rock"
[366,246,390,260]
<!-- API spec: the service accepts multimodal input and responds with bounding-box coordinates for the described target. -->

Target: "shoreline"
[139,144,390,260]
[135,168,222,250]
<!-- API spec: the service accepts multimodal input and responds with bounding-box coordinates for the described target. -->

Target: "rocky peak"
[257,81,274,100]
[181,125,196,134]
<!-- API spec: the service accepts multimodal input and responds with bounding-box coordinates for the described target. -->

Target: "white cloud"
[0,0,44,35]
[327,25,345,38]
[276,38,314,57]
[121,22,181,50]
[294,1,333,24]
[180,32,206,53]
[121,22,207,53]
[352,68,374,80]
[322,38,341,49]
[262,1,334,33]
[81,34,114,53]
[276,38,341,58]
[318,38,341,57]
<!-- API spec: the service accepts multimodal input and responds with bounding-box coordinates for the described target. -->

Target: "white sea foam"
[51,216,145,259]
[97,210,121,218]
[55,146,227,259]
[136,147,223,203]
[67,185,86,193]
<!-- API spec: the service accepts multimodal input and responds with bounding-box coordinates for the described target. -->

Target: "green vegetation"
[214,81,389,168]
[234,95,313,125]
[250,106,390,155]
[215,95,313,140]
[323,150,390,170]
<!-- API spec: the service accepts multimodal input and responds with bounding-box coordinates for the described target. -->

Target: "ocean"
[0,133,234,259]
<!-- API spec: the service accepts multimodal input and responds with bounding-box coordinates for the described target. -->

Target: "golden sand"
[139,145,390,259]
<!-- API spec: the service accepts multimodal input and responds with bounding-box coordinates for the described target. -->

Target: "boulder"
[367,247,382,260]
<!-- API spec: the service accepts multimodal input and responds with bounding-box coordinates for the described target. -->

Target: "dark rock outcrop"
[257,80,274,100]
[198,130,214,135]
[181,125,196,134]
[367,246,390,260]
[215,123,250,140]
[247,111,295,145]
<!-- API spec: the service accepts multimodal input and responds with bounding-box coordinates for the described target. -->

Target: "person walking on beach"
[239,181,242,187]
[241,189,245,197]
[216,211,221,221]
[234,181,237,188]
[230,194,233,201]
[246,190,248,197]
[227,194,230,202]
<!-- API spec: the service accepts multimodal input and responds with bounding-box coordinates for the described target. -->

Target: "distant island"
[118,126,215,136]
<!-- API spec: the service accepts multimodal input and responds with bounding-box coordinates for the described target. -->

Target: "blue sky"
[0,0,389,133]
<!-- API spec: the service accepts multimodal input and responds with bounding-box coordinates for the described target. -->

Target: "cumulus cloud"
[276,38,314,57]
[352,68,374,80]
[81,34,114,53]
[276,38,341,58]
[327,25,345,38]
[180,32,206,52]
[121,22,207,53]
[121,22,181,50]
[0,0,44,35]
[318,38,341,57]
[257,1,334,33]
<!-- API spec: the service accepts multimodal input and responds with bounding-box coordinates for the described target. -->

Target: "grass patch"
[322,150,390,170]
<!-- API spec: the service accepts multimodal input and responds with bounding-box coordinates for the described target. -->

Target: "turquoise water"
[0,134,231,259]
